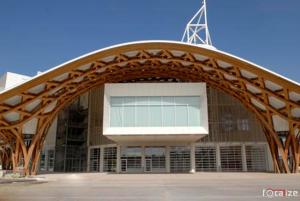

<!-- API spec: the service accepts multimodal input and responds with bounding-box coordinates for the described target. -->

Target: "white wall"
[103,83,209,136]
[0,72,31,92]
[44,117,58,146]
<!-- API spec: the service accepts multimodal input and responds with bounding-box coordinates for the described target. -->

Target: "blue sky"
[0,0,299,82]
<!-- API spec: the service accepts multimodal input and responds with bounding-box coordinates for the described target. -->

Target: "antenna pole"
[182,0,212,46]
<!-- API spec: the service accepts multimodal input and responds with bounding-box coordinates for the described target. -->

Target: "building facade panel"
[39,83,273,173]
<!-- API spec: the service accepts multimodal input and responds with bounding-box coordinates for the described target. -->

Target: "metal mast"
[182,0,212,46]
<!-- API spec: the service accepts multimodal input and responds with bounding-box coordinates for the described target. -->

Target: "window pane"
[162,97,174,106]
[110,96,201,128]
[111,97,123,106]
[162,105,175,126]
[149,97,161,105]
[189,105,201,126]
[110,106,123,127]
[135,97,148,105]
[174,96,187,105]
[185,96,200,106]
[136,106,148,126]
[149,106,162,126]
[123,106,135,126]
[123,97,135,106]
[175,105,188,126]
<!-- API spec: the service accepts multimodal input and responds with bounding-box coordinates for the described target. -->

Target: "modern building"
[0,1,299,175]
[39,82,276,173]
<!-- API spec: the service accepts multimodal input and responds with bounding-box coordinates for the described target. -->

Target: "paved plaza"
[0,173,299,201]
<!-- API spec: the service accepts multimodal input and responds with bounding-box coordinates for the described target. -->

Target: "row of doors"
[120,159,153,172]
[120,146,190,173]
[91,144,268,173]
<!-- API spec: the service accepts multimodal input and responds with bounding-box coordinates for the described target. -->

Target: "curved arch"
[0,41,299,174]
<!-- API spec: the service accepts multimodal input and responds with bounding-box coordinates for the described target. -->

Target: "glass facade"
[220,146,243,172]
[170,146,191,173]
[195,146,217,171]
[200,87,265,142]
[40,85,270,174]
[103,147,117,172]
[145,147,166,172]
[54,98,88,172]
[89,148,101,172]
[110,96,201,127]
[39,151,46,171]
[121,147,143,172]
[246,145,267,172]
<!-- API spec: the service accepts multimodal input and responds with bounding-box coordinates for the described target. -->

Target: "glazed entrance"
[121,147,167,173]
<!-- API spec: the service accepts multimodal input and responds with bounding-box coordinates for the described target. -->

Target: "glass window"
[162,105,175,126]
[110,96,201,127]
[175,105,188,126]
[123,106,135,126]
[39,151,46,171]
[47,150,55,171]
[189,105,201,126]
[136,105,149,126]
[104,147,117,172]
[149,106,162,126]
[110,106,123,127]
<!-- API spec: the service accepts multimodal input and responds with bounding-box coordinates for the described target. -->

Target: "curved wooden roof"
[0,41,299,131]
[0,40,299,173]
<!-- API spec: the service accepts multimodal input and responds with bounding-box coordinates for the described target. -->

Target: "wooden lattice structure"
[0,41,299,175]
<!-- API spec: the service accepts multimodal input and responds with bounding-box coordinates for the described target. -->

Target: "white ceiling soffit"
[251,98,266,111]
[223,74,237,81]
[180,61,192,66]
[264,80,283,92]
[272,115,289,132]
[76,63,92,72]
[193,53,209,62]
[48,87,62,96]
[101,55,116,63]
[291,108,300,118]
[216,60,232,69]
[268,96,286,109]
[72,77,84,83]
[289,92,300,102]
[22,118,38,135]
[3,112,20,122]
[3,95,22,106]
[25,99,42,112]
[240,69,257,80]
[146,49,161,56]
[170,50,185,57]
[27,83,46,95]
[52,73,69,82]
[123,50,139,58]
[43,100,57,114]
[246,84,262,94]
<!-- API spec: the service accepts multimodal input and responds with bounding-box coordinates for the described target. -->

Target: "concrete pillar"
[166,146,170,173]
[87,147,90,172]
[100,146,104,172]
[216,144,221,172]
[190,144,196,173]
[116,145,121,173]
[241,144,247,172]
[266,143,273,172]
[141,146,145,172]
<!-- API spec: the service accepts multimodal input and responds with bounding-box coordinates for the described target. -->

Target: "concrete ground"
[0,173,299,201]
